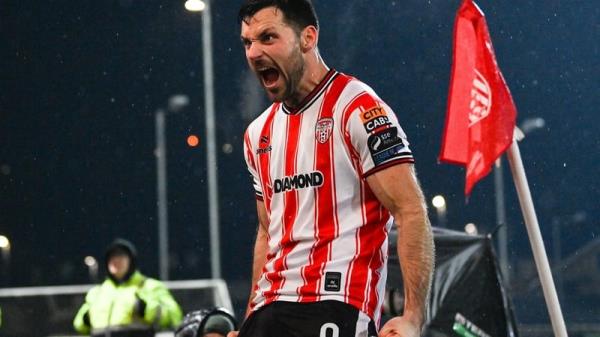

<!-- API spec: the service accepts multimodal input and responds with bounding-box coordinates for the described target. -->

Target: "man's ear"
[300,26,318,52]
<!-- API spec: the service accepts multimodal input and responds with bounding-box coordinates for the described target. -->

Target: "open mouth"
[258,67,280,87]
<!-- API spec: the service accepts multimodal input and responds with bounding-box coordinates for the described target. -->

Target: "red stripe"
[298,74,352,301]
[346,183,389,317]
[264,110,303,304]
[251,104,279,310]
[341,92,365,175]
[244,130,254,168]
[298,94,325,302]
[244,130,256,175]
[366,234,386,317]
[341,92,381,174]
[244,124,266,318]
[343,184,366,304]
[257,104,279,214]
[244,130,261,199]
[298,94,328,302]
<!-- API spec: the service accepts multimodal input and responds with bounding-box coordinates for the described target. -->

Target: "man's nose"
[245,42,263,61]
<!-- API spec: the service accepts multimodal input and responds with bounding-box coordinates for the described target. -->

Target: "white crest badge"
[469,69,492,127]
[315,118,334,144]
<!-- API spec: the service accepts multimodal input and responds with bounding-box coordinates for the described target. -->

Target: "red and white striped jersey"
[243,69,414,324]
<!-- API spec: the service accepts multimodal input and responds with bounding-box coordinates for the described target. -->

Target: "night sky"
[1,0,598,326]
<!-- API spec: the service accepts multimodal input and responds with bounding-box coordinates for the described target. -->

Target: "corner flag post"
[507,130,568,337]
[440,1,570,335]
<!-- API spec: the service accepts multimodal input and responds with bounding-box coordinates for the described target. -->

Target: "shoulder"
[99,278,115,289]
[337,74,380,99]
[85,285,103,301]
[331,75,388,129]
[88,284,102,293]
[335,75,383,113]
[248,103,278,129]
[140,277,168,291]
[245,103,279,143]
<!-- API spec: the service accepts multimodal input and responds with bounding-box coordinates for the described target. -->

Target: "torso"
[243,70,414,323]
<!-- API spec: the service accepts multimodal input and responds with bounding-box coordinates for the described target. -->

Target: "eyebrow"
[241,25,277,41]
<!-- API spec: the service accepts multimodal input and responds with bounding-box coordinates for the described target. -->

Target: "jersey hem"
[252,295,375,321]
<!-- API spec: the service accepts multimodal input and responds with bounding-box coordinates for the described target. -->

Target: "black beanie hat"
[203,312,237,335]
[105,238,138,283]
[175,308,237,337]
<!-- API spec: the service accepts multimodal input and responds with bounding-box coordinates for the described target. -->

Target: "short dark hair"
[238,0,319,32]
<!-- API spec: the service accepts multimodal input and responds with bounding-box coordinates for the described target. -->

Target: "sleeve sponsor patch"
[360,106,391,132]
[368,127,407,165]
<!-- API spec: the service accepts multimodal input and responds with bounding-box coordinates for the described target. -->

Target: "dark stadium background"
[1,0,598,332]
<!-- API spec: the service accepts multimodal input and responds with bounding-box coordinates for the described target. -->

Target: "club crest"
[315,118,334,144]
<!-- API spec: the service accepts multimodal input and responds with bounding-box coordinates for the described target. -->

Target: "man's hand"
[378,316,421,337]
[226,331,239,337]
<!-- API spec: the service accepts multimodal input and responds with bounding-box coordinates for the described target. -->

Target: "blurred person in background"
[175,307,238,337]
[73,238,183,337]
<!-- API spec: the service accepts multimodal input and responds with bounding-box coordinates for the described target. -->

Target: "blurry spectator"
[175,308,237,337]
[73,238,182,337]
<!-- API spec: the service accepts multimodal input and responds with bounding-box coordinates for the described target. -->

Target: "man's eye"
[261,34,274,42]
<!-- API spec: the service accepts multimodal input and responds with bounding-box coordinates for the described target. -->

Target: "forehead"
[240,7,290,36]
[109,253,130,261]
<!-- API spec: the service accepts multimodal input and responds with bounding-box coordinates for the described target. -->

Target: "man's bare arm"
[367,164,434,335]
[228,201,269,337]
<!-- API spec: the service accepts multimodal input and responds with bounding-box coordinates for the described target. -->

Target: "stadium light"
[222,143,233,154]
[185,0,206,12]
[0,235,10,272]
[520,117,546,135]
[432,195,447,228]
[84,256,99,282]
[84,256,97,267]
[465,223,478,236]
[187,134,200,147]
[432,195,446,209]
[0,235,9,249]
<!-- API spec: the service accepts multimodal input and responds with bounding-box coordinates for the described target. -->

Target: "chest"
[262,113,346,172]
[89,285,138,318]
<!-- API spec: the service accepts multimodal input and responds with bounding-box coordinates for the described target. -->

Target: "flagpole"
[506,131,568,337]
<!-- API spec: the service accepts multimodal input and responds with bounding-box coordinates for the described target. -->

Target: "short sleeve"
[346,100,414,177]
[243,130,264,200]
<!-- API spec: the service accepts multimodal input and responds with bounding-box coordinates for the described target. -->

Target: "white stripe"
[325,96,362,298]
[289,99,322,297]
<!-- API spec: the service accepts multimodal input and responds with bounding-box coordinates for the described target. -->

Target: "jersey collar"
[282,69,338,115]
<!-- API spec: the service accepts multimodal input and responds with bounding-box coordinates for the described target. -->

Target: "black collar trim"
[282,69,338,115]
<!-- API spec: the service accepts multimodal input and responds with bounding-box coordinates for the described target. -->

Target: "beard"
[278,45,305,104]
[253,43,306,104]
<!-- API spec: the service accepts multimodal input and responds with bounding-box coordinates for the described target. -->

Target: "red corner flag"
[440,0,517,195]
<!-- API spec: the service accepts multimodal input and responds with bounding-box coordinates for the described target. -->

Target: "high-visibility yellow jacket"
[73,271,182,335]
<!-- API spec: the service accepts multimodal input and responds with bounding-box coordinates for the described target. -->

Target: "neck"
[284,52,329,108]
